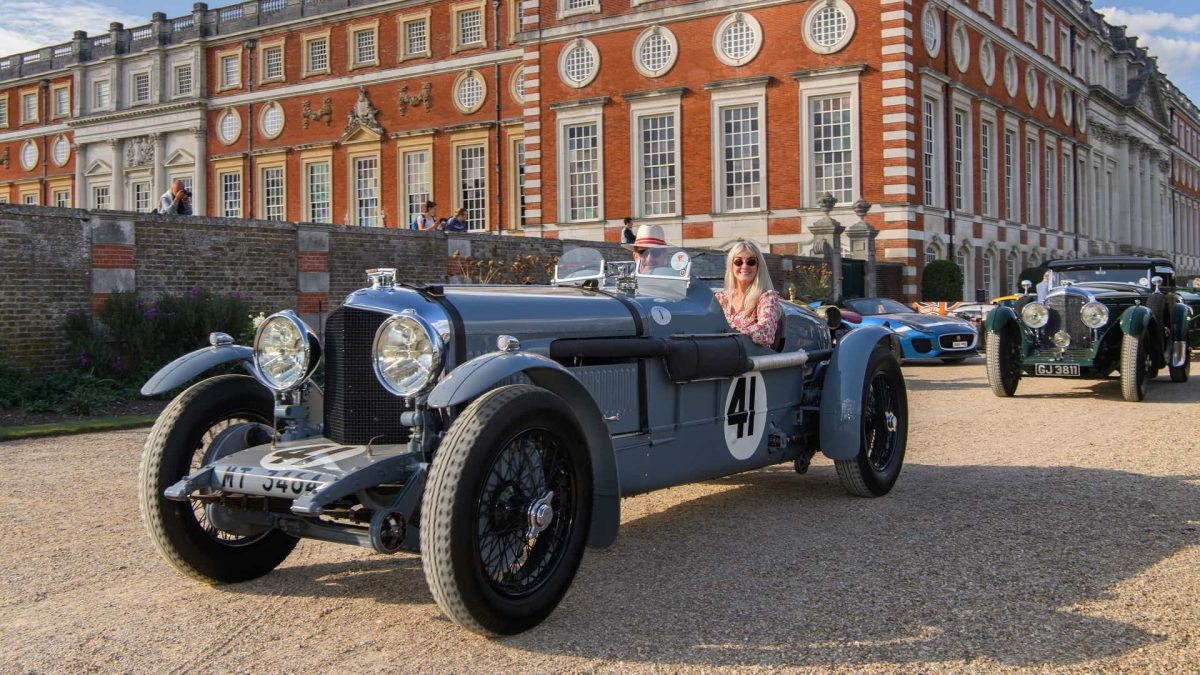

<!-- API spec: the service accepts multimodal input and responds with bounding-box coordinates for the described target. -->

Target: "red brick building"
[1,0,1196,297]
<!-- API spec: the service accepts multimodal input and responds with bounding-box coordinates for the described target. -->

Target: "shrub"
[1019,266,1049,291]
[67,288,253,381]
[921,260,964,301]
[0,364,137,415]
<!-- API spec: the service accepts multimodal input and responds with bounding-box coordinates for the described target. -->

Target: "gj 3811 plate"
[1035,363,1080,376]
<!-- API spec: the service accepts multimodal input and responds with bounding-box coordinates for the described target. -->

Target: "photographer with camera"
[159,180,193,215]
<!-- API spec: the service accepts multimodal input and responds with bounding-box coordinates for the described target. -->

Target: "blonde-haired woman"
[715,240,781,348]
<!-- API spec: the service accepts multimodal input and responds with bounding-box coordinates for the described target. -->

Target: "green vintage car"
[985,256,1200,402]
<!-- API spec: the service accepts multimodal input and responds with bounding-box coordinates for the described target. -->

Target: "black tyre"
[986,325,1022,397]
[1120,331,1153,402]
[138,375,297,583]
[835,346,907,497]
[1169,342,1191,382]
[940,357,967,364]
[421,384,593,636]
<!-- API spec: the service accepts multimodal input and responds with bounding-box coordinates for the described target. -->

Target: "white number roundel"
[723,373,768,460]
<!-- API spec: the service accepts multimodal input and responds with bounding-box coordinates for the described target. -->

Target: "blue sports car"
[841,297,979,363]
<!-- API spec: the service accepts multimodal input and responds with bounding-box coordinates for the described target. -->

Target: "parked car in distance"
[984,256,1199,401]
[951,295,1021,352]
[137,247,908,637]
[840,297,979,363]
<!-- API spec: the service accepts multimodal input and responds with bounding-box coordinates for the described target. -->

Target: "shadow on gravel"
[505,464,1200,668]
[216,463,1199,668]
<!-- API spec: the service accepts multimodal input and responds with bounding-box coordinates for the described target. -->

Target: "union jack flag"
[911,301,967,316]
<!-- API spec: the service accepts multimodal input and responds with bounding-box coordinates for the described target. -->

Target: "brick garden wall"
[0,205,887,372]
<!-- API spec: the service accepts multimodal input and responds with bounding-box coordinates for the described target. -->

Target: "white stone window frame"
[91,183,111,210]
[453,69,488,114]
[955,242,974,300]
[347,19,380,70]
[20,139,38,170]
[978,0,994,18]
[1059,26,1071,68]
[950,21,970,73]
[257,157,288,221]
[1041,11,1055,58]
[950,94,974,214]
[1044,134,1057,229]
[557,0,600,20]
[1002,0,1018,33]
[259,101,286,140]
[452,0,488,53]
[1023,0,1037,47]
[130,68,153,105]
[131,178,153,213]
[172,62,194,98]
[980,106,998,218]
[509,65,526,104]
[710,80,767,214]
[1025,127,1041,227]
[555,102,606,224]
[92,78,111,111]
[1025,65,1039,109]
[302,30,331,78]
[301,155,333,224]
[798,70,861,207]
[259,37,286,84]
[217,107,242,146]
[398,10,432,62]
[979,38,996,86]
[629,93,682,219]
[1003,120,1019,221]
[451,135,490,230]
[632,25,679,78]
[1003,52,1019,98]
[921,4,941,57]
[920,78,946,209]
[217,47,242,92]
[51,83,70,119]
[51,134,71,167]
[20,88,38,124]
[713,12,763,67]
[558,38,600,89]
[802,0,856,56]
[0,99,7,128]
[219,169,243,218]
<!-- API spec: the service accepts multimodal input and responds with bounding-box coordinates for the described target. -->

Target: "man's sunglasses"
[732,257,757,267]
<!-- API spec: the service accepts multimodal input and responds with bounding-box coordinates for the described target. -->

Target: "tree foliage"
[921,260,964,301]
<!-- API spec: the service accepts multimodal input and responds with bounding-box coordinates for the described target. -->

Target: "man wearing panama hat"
[621,223,673,273]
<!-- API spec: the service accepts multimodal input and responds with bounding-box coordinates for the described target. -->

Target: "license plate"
[1035,363,1080,376]
[952,341,968,348]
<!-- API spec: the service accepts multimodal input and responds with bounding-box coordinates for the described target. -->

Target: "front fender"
[1120,305,1153,337]
[140,344,254,396]
[427,351,621,550]
[819,325,894,461]
[1172,302,1191,339]
[984,305,1018,334]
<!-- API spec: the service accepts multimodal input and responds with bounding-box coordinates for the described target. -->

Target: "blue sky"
[2,0,1198,102]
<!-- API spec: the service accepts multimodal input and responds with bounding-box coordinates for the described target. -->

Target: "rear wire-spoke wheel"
[138,375,297,583]
[422,385,592,636]
[986,326,1022,397]
[1120,331,1153,402]
[836,346,908,497]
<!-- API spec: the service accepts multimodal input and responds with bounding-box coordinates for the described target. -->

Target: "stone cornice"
[67,100,207,128]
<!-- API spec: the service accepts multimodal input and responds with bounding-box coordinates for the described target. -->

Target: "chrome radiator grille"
[1044,294,1091,347]
[323,307,411,445]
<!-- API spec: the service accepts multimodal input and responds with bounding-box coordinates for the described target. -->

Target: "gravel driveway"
[2,360,1197,672]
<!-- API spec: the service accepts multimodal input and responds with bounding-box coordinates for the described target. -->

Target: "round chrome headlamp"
[253,311,322,392]
[1080,301,1109,329]
[1052,331,1071,349]
[1021,302,1049,329]
[373,313,443,397]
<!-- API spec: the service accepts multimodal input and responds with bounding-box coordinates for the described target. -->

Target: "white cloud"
[0,0,146,57]
[1096,6,1200,100]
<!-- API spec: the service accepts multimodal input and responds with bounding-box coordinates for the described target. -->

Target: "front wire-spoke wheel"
[422,385,592,636]
[836,346,908,497]
[986,325,1022,397]
[1120,331,1153,402]
[138,375,298,583]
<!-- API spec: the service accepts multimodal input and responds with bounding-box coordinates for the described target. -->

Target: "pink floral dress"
[715,290,781,348]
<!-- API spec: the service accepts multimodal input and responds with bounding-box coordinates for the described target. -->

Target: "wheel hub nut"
[885,411,897,433]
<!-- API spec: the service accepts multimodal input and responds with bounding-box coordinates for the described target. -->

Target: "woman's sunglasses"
[732,257,757,268]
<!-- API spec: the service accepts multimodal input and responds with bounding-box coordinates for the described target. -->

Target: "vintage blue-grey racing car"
[138,247,907,636]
